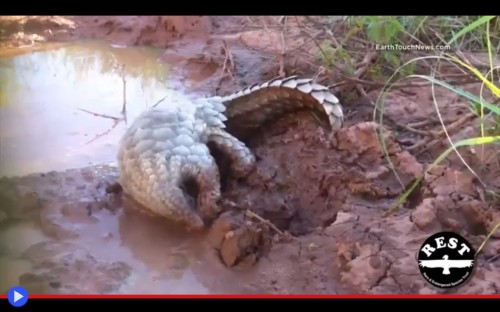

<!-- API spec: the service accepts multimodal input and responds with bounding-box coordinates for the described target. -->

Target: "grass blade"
[409,74,500,115]
[447,55,500,97]
[384,135,500,217]
[447,16,496,46]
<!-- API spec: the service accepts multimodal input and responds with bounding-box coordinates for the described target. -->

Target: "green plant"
[375,16,499,255]
[317,16,500,82]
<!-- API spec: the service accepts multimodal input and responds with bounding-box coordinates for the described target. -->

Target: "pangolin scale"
[117,75,344,230]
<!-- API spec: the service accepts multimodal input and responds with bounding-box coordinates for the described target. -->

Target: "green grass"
[315,16,500,81]
[368,16,500,255]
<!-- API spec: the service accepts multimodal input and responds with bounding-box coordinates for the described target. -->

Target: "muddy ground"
[0,16,499,294]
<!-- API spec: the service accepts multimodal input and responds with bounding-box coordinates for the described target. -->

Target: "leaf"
[384,52,401,68]
[355,17,365,28]
[385,19,403,41]
[447,16,496,46]
[367,20,384,43]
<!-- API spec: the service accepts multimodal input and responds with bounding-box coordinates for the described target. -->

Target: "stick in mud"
[245,209,295,239]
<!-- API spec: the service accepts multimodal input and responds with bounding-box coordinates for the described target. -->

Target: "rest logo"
[417,231,476,289]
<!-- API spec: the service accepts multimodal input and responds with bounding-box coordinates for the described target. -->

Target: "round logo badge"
[417,231,476,289]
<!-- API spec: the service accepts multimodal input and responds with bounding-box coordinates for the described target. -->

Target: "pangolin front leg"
[194,97,256,178]
[206,127,256,178]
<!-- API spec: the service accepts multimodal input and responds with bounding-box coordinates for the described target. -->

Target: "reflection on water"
[0,40,198,177]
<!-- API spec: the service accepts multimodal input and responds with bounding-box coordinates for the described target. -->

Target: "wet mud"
[0,16,499,294]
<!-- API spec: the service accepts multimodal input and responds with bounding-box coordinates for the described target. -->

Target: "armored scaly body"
[117,76,344,230]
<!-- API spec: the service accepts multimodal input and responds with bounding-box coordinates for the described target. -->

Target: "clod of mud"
[411,165,500,238]
[209,209,272,269]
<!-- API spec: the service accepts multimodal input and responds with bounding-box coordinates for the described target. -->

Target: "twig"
[78,108,121,121]
[152,94,168,108]
[325,29,341,49]
[85,118,122,145]
[278,30,286,77]
[486,253,500,263]
[245,209,293,238]
[386,115,461,136]
[299,28,344,73]
[408,111,477,155]
[79,63,129,144]
[355,84,370,100]
[313,66,326,82]
[210,34,242,41]
[408,118,440,128]
[120,64,127,123]
[353,52,375,78]
[277,16,288,77]
[349,52,376,100]
[329,76,480,91]
[395,122,433,136]
[220,41,236,80]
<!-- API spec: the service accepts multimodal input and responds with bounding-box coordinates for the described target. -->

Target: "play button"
[7,286,29,307]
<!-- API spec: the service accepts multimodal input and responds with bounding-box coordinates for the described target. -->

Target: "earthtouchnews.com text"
[376,43,452,51]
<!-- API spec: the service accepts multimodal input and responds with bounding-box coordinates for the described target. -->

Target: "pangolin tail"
[215,75,344,140]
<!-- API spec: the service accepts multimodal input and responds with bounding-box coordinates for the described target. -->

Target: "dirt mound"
[220,119,417,235]
[192,117,498,293]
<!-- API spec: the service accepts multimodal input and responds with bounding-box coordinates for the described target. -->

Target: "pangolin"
[117,75,344,231]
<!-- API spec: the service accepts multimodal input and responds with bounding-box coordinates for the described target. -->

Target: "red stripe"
[1,294,499,299]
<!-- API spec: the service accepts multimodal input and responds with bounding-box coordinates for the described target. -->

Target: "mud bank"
[0,16,499,294]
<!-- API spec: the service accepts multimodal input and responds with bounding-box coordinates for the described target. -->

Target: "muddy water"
[0,41,226,294]
[0,200,214,294]
[0,40,202,178]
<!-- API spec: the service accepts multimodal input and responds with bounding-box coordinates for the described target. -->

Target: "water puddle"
[0,40,202,178]
[0,41,233,294]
